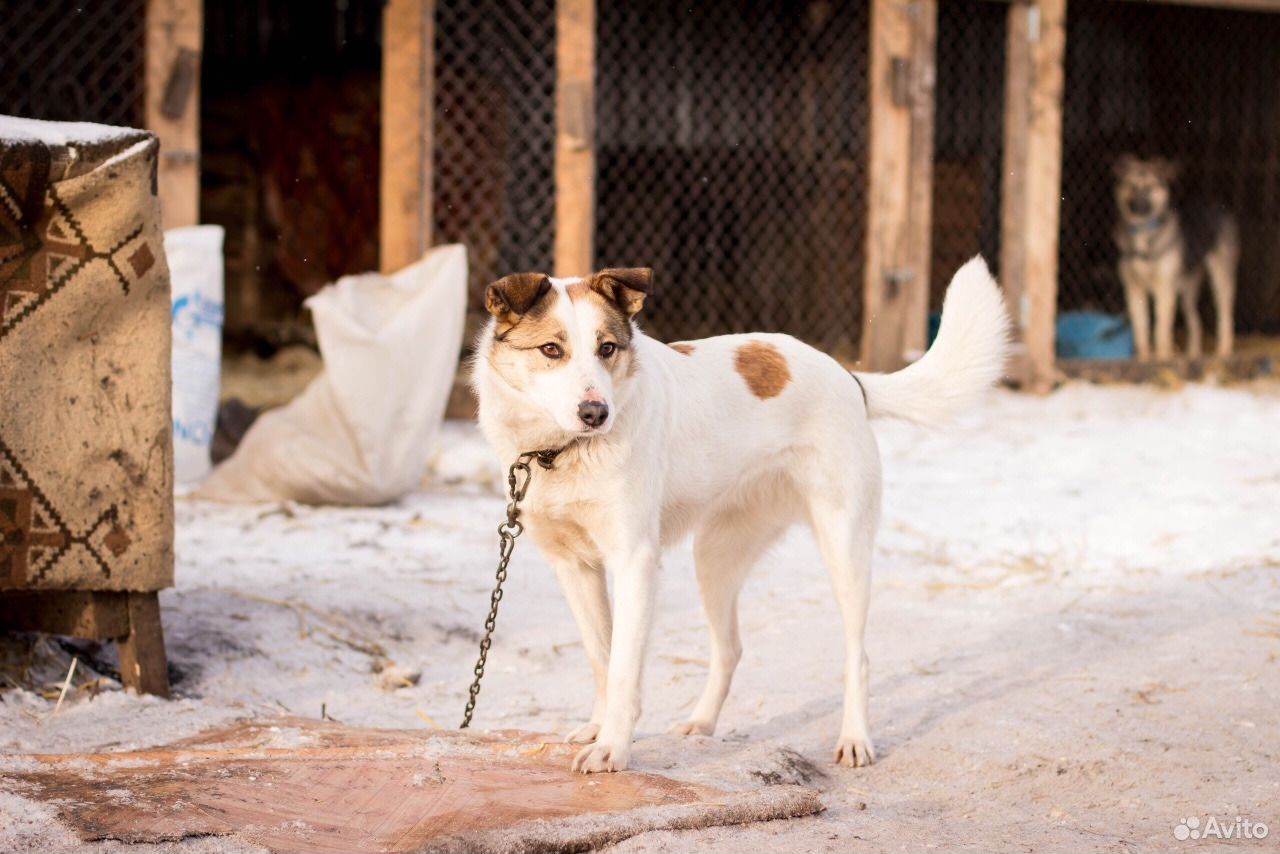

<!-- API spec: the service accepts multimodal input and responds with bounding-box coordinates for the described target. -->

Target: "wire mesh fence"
[0,0,147,128]
[595,0,869,360]
[433,0,557,311]
[1059,0,1280,339]
[929,0,1006,315]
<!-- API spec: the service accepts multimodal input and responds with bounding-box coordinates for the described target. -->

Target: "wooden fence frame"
[144,0,1279,388]
[146,0,202,230]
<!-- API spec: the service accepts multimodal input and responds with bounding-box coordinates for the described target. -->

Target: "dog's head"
[481,267,653,436]
[1114,155,1178,224]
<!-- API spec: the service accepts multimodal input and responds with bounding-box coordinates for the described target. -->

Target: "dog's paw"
[833,736,876,768]
[565,721,601,743]
[570,741,629,773]
[668,720,714,737]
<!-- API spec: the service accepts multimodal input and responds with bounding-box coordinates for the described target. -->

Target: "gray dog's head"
[1113,155,1178,224]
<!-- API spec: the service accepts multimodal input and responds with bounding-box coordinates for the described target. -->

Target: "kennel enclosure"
[5,0,1280,390]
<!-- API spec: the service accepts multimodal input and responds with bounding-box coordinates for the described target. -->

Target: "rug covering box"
[0,116,174,592]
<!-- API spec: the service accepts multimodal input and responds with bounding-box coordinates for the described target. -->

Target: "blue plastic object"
[1055,311,1134,360]
[927,312,942,347]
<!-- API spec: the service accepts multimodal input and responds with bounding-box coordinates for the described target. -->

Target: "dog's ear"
[1113,153,1140,179]
[592,268,653,317]
[1151,158,1180,183]
[485,273,552,326]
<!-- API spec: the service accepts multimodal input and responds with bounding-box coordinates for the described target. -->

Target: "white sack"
[197,244,467,505]
[166,225,225,484]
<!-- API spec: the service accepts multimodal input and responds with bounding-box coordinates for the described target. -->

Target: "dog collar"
[1125,213,1168,234]
[524,448,564,470]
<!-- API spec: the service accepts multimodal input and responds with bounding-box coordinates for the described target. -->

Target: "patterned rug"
[0,117,172,593]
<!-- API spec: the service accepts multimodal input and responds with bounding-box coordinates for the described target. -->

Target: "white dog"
[472,257,1010,773]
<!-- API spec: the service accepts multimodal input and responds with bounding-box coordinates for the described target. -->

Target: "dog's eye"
[539,343,563,359]
[598,342,617,359]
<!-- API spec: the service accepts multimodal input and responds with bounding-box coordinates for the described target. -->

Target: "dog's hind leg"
[1206,236,1239,357]
[808,492,878,768]
[671,500,789,737]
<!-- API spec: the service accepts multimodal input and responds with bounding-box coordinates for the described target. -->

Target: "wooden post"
[381,0,435,273]
[146,0,203,230]
[999,0,1066,393]
[555,0,596,277]
[118,593,172,698]
[862,0,938,371]
[904,0,937,365]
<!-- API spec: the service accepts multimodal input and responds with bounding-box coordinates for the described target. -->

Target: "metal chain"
[460,448,562,729]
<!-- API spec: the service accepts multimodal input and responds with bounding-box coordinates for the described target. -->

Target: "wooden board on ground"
[3,718,823,853]
[1058,351,1276,385]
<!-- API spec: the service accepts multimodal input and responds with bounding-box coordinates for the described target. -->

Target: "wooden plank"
[381,0,435,273]
[1059,351,1275,384]
[9,719,822,853]
[145,0,202,230]
[1115,0,1280,12]
[555,0,596,277]
[861,0,935,371]
[0,591,130,639]
[999,0,1066,393]
[999,1,1033,387]
[117,592,171,698]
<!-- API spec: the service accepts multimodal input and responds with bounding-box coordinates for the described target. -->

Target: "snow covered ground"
[3,381,1278,851]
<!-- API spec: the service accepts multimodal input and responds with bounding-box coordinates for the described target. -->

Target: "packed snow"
[2,381,1278,851]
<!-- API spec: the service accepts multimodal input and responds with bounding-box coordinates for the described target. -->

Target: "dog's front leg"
[527,522,612,743]
[551,558,611,743]
[1121,269,1151,361]
[571,542,658,773]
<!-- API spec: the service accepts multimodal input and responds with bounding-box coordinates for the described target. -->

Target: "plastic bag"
[166,225,225,484]
[197,244,467,505]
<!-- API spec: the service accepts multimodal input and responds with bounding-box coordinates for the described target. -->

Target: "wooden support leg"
[118,592,171,699]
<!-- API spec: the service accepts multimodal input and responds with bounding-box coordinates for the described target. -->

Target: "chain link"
[460,448,562,729]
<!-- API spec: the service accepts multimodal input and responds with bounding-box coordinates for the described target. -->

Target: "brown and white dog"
[1113,155,1239,360]
[471,259,1010,773]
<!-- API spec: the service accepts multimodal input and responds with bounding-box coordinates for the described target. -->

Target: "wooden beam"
[146,0,203,230]
[555,0,596,277]
[0,591,130,639]
[381,0,435,273]
[0,590,171,698]
[999,0,1066,393]
[999,2,1033,387]
[1115,0,1280,12]
[862,0,937,371]
[904,0,938,365]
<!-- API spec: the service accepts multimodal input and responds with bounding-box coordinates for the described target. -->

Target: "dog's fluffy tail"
[854,256,1010,427]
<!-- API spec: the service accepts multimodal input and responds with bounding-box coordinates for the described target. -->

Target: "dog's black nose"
[578,400,609,428]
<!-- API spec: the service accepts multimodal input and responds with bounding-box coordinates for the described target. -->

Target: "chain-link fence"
[434,0,557,311]
[0,0,146,128]
[1059,0,1280,338]
[595,1,869,360]
[929,0,1005,315]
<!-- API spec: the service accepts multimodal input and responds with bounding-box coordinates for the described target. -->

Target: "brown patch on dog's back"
[669,343,695,356]
[734,341,791,399]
